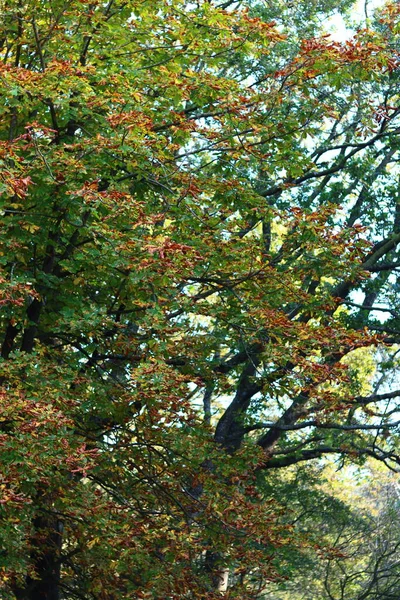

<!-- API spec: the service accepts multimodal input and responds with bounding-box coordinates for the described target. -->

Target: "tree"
[0,0,399,598]
[264,464,400,600]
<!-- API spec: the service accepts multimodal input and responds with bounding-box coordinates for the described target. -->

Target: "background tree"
[264,464,400,600]
[0,0,399,598]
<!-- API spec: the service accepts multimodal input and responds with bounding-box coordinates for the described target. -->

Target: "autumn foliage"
[0,0,400,598]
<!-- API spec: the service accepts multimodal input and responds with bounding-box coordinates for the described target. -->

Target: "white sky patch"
[326,0,387,41]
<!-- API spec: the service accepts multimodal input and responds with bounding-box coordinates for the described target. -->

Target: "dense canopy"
[0,0,400,598]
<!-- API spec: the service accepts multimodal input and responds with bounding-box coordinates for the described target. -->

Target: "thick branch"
[215,359,261,451]
[262,445,400,471]
[256,392,309,451]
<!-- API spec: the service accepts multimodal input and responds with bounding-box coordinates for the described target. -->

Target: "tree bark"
[14,510,63,600]
[204,550,229,592]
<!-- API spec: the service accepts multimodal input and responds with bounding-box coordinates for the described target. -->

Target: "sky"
[327,0,387,41]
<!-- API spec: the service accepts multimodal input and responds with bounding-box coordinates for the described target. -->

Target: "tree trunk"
[205,550,229,592]
[14,509,63,600]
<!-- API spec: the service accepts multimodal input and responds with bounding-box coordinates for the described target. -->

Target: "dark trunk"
[14,511,63,600]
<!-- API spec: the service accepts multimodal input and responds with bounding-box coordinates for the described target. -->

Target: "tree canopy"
[0,0,400,598]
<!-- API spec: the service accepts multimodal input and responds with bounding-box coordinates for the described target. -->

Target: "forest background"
[0,0,400,598]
